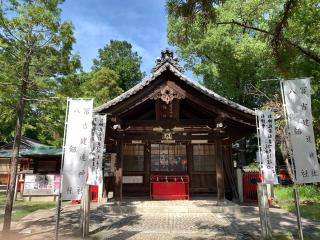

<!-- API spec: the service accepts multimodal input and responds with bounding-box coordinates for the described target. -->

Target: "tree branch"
[272,0,298,61]
[22,97,56,103]
[217,20,320,64]
[0,82,19,86]
[218,20,272,35]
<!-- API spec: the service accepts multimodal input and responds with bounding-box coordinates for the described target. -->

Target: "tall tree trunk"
[280,134,295,181]
[2,54,30,232]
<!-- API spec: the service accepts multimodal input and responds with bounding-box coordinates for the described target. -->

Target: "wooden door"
[190,144,216,193]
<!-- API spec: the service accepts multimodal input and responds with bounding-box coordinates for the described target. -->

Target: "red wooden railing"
[150,175,189,200]
[243,171,261,203]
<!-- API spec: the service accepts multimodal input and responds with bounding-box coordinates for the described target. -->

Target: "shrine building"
[95,49,256,201]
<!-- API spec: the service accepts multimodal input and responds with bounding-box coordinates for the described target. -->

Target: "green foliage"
[274,185,320,221]
[92,40,145,91]
[0,192,56,223]
[275,184,320,202]
[243,162,259,170]
[167,0,320,156]
[81,67,123,107]
[0,0,80,146]
[269,232,294,240]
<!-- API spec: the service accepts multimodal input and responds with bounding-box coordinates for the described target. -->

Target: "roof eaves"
[94,62,255,117]
[167,65,255,116]
[94,63,170,113]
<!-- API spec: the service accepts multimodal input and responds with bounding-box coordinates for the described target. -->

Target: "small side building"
[0,137,62,200]
[0,137,44,186]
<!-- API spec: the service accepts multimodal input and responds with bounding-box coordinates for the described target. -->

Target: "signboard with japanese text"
[61,99,93,200]
[87,115,107,186]
[23,174,60,196]
[256,111,278,184]
[281,78,320,184]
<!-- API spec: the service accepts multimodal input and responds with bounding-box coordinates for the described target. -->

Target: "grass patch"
[0,192,56,223]
[274,184,320,221]
[270,232,294,240]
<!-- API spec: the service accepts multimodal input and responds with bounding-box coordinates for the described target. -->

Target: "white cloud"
[71,18,124,71]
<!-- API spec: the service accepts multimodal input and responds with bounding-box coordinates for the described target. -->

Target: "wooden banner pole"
[255,110,272,238]
[293,185,304,240]
[55,98,70,240]
[80,184,90,238]
[257,183,272,238]
[54,193,62,240]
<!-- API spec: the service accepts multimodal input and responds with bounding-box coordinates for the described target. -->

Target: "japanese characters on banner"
[256,111,278,184]
[281,78,320,184]
[87,115,107,186]
[61,99,93,200]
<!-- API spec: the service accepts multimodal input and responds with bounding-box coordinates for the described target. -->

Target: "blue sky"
[61,0,171,76]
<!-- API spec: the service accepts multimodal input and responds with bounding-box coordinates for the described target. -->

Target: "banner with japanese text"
[256,110,278,184]
[87,114,107,186]
[61,99,93,200]
[281,78,320,184]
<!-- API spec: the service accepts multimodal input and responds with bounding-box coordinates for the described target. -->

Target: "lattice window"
[192,144,215,171]
[123,144,144,172]
[151,144,187,171]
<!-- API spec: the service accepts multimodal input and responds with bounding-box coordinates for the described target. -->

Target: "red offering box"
[150,175,189,200]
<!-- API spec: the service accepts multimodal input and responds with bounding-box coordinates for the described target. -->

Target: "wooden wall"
[120,141,231,196]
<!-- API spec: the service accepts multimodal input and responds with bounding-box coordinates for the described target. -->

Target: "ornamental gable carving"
[151,85,185,104]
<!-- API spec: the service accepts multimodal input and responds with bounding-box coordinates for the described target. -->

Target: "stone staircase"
[99,197,240,215]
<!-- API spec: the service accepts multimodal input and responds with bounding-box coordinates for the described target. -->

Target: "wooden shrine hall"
[95,49,256,201]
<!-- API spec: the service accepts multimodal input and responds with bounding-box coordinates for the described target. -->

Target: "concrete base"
[23,196,57,202]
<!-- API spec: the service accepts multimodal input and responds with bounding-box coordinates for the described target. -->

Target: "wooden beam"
[115,132,228,141]
[122,119,216,128]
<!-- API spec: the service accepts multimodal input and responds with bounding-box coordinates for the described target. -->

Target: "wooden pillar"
[215,140,225,201]
[187,142,192,191]
[115,141,123,202]
[145,142,150,195]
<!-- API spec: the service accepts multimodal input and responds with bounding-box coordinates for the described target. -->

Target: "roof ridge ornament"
[151,48,184,73]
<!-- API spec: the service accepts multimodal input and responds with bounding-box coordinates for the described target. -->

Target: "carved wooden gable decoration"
[151,85,185,104]
[150,83,185,120]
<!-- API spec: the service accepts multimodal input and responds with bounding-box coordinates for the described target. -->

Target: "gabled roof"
[95,49,255,116]
[0,137,61,158]
[0,137,49,150]
[22,146,62,157]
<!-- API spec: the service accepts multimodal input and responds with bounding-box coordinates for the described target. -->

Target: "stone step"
[99,199,241,215]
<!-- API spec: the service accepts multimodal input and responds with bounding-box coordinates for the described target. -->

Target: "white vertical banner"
[281,78,320,184]
[256,110,278,184]
[61,99,93,200]
[87,114,107,186]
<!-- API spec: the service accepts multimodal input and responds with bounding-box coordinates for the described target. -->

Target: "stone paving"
[0,198,320,239]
